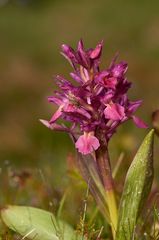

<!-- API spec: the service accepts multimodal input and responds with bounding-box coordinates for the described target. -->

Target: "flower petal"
[132,116,148,128]
[48,96,63,106]
[40,119,53,129]
[127,100,142,114]
[50,106,63,123]
[61,44,76,60]
[70,72,83,83]
[104,103,125,121]
[111,61,128,78]
[77,40,90,68]
[90,40,103,59]
[40,119,69,132]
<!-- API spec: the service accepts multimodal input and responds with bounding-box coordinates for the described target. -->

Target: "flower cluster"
[40,40,147,155]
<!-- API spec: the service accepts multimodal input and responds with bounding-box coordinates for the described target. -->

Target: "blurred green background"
[0,0,159,181]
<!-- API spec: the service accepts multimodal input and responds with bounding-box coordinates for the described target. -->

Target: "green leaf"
[77,153,110,222]
[1,205,80,240]
[116,130,154,240]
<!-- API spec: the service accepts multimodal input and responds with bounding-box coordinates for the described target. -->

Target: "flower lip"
[75,132,100,155]
[104,103,125,121]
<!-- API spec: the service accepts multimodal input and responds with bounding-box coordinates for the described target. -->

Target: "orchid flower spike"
[41,40,147,155]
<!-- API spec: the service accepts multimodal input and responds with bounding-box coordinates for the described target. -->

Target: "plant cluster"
[0,40,158,240]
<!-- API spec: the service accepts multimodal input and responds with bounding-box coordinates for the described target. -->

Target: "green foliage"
[77,153,110,222]
[116,130,154,240]
[1,205,82,240]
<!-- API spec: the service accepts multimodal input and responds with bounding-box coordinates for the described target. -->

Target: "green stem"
[106,189,118,239]
[96,147,118,239]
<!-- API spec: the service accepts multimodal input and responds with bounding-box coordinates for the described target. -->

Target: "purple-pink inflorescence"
[40,40,147,155]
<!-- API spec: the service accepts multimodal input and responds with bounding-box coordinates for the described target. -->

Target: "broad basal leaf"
[1,205,81,240]
[116,130,154,240]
